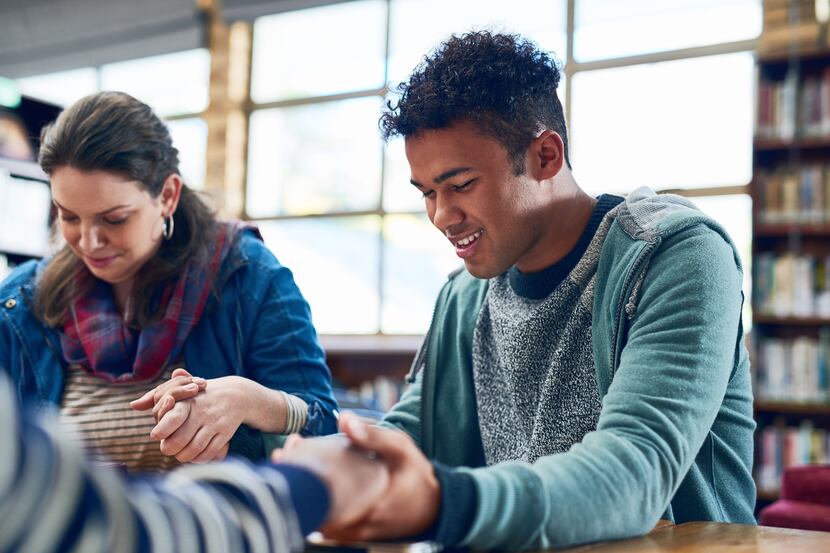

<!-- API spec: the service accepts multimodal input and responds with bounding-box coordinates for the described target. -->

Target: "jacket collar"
[615,186,743,272]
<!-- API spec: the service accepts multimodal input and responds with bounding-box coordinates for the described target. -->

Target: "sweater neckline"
[508,194,623,300]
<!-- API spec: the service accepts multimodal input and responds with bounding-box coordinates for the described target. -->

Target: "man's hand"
[274,433,390,534]
[322,413,441,541]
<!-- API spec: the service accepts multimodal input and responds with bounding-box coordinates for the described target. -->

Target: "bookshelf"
[755,399,830,416]
[751,0,830,509]
[320,334,419,416]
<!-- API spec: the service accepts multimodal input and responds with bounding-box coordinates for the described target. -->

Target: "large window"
[15,49,209,190]
[569,53,755,195]
[246,0,760,335]
[14,1,759,335]
[573,0,760,61]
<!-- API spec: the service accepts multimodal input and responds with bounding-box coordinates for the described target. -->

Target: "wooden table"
[559,522,830,552]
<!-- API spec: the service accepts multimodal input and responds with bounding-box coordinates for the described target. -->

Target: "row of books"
[755,166,830,224]
[754,253,830,318]
[756,70,830,141]
[753,332,830,402]
[756,73,799,141]
[755,419,830,493]
[356,376,405,413]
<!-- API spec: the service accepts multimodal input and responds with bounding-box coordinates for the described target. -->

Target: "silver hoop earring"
[162,215,175,240]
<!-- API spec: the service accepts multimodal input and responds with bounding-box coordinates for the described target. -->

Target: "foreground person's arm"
[0,372,386,553]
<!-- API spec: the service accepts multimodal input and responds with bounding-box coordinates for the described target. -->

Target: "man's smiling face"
[406,119,554,279]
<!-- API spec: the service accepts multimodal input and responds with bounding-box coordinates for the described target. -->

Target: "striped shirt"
[0,372,329,552]
[60,365,180,472]
[60,365,310,471]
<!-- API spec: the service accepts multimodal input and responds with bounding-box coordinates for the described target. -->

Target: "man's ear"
[160,173,183,217]
[529,130,565,180]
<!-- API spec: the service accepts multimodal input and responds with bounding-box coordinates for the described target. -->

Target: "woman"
[0,91,338,471]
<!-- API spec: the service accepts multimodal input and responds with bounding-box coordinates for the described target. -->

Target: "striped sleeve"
[0,373,328,553]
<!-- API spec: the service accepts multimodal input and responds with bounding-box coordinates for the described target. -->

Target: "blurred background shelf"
[751,0,830,516]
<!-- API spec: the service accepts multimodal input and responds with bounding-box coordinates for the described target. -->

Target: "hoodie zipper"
[608,240,659,384]
[417,280,455,458]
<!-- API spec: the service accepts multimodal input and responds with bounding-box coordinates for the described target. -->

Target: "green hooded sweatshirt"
[382,187,755,550]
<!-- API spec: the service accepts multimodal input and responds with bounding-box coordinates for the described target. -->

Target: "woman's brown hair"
[35,91,217,328]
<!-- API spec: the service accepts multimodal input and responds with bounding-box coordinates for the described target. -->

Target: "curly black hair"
[380,31,570,174]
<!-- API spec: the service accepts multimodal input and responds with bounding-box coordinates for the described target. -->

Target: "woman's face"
[51,166,177,286]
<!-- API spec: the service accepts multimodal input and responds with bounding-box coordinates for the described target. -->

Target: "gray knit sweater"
[472,196,622,465]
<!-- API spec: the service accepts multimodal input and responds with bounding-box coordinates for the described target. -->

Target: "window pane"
[570,53,754,195]
[257,217,381,334]
[247,98,383,217]
[688,193,753,331]
[574,0,761,62]
[167,118,207,190]
[100,50,209,116]
[16,67,98,107]
[383,137,422,212]
[251,0,386,103]
[382,214,461,334]
[388,0,567,87]
[0,173,51,257]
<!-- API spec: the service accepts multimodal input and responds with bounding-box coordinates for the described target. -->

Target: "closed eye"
[452,178,477,192]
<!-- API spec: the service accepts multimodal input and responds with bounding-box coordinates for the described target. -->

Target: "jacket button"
[4,299,16,309]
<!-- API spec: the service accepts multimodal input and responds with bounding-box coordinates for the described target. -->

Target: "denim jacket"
[0,231,339,457]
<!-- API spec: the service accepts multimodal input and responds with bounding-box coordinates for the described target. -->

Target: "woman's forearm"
[240,378,307,434]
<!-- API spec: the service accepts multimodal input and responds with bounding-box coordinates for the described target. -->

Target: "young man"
[299,30,755,550]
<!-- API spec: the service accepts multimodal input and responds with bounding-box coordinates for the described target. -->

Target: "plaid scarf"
[60,222,249,383]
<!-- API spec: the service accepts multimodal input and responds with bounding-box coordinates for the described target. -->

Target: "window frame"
[243,0,759,336]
